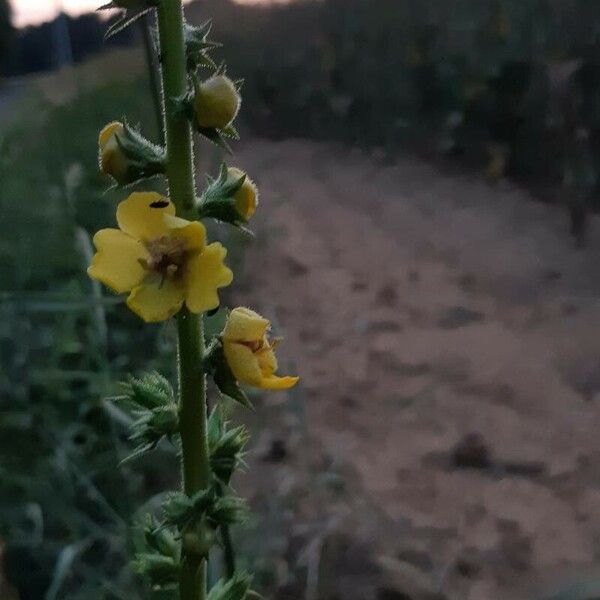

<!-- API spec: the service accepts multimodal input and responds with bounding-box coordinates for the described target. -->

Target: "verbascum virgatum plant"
[88,1,299,598]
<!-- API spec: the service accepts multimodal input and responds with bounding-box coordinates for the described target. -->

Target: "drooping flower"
[221,307,299,390]
[88,192,233,322]
[193,75,241,129]
[227,167,258,221]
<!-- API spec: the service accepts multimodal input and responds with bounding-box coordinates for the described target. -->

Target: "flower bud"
[182,523,216,558]
[99,121,129,184]
[98,121,165,186]
[193,75,241,130]
[227,167,258,221]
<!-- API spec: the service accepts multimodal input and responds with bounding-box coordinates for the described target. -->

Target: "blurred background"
[1,1,600,599]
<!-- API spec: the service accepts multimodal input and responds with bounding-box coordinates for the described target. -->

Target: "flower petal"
[117,192,175,241]
[126,279,185,322]
[185,242,233,313]
[99,121,123,148]
[87,228,147,293]
[222,307,270,342]
[165,216,207,252]
[259,375,300,390]
[256,344,278,377]
[223,342,263,386]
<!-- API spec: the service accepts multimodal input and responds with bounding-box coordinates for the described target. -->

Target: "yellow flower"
[194,75,241,129]
[227,167,258,221]
[99,121,129,184]
[222,307,299,390]
[88,192,233,322]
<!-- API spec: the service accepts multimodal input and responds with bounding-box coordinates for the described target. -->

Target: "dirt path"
[230,139,600,600]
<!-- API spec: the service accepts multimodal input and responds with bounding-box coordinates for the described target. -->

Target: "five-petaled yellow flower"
[222,307,299,390]
[88,192,233,322]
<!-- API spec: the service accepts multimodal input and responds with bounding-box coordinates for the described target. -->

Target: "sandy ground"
[225,138,600,600]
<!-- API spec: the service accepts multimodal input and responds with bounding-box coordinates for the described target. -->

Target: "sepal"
[163,488,246,533]
[100,1,160,39]
[204,339,253,409]
[132,552,179,589]
[185,20,220,72]
[142,515,179,559]
[208,408,249,484]
[99,121,165,186]
[198,163,249,226]
[111,371,179,462]
[208,572,254,600]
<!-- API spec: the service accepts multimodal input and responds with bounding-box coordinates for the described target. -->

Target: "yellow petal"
[184,242,233,313]
[117,192,175,241]
[259,375,300,390]
[222,307,270,342]
[126,279,185,323]
[228,167,258,220]
[87,228,147,293]
[223,342,263,386]
[164,216,207,252]
[256,344,278,377]
[99,121,123,148]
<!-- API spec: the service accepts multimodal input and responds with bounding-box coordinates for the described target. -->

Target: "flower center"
[238,339,265,354]
[141,236,188,283]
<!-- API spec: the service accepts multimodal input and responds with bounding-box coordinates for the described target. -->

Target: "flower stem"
[156,1,209,599]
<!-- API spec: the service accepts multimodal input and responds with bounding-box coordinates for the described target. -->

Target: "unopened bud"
[182,523,215,558]
[99,121,129,183]
[227,167,258,221]
[98,121,164,186]
[193,75,241,130]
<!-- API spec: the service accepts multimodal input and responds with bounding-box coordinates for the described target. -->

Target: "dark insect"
[150,200,170,208]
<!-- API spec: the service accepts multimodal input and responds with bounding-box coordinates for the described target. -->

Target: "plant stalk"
[156,1,209,599]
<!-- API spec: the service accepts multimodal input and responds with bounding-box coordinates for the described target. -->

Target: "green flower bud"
[193,75,241,130]
[182,523,216,558]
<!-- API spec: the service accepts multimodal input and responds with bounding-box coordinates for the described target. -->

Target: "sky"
[10,0,278,28]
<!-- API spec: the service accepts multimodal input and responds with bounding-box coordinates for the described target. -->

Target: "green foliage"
[206,0,600,203]
[0,79,173,598]
[163,488,247,533]
[115,372,179,462]
[207,572,253,600]
[207,408,249,485]
[0,0,12,61]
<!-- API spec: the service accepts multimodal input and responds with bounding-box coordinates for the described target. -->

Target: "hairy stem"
[156,1,208,599]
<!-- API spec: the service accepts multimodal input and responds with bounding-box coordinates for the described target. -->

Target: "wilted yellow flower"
[227,167,258,221]
[194,75,241,129]
[88,192,233,322]
[99,121,129,184]
[222,307,299,390]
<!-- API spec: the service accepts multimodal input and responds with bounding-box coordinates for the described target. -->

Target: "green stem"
[156,1,208,599]
[217,483,236,578]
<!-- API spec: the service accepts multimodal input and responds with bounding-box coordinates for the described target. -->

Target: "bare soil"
[227,138,600,600]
